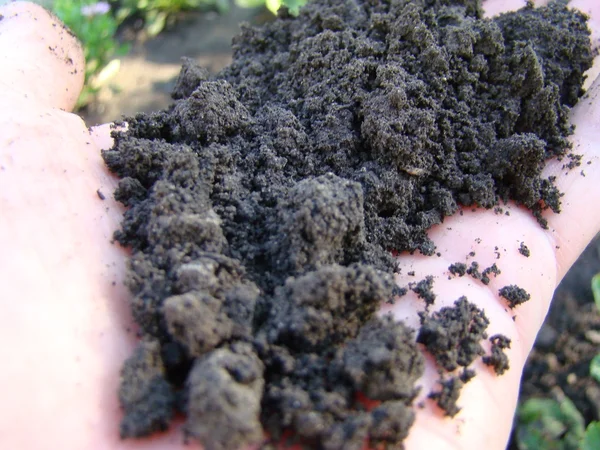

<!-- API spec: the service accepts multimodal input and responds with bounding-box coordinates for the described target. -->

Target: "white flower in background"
[81,2,110,17]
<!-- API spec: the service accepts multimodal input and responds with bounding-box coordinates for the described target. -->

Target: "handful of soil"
[102,0,593,448]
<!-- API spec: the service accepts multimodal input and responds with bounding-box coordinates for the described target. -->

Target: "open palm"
[0,1,598,449]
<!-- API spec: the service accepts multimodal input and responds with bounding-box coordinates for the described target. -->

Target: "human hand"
[0,1,598,449]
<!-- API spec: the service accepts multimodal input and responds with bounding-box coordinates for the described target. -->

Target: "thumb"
[0,1,85,111]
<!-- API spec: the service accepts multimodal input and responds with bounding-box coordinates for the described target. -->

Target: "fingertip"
[0,1,85,111]
[573,72,600,134]
[482,0,528,18]
[89,123,114,151]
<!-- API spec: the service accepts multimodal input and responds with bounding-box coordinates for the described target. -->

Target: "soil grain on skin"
[102,0,593,448]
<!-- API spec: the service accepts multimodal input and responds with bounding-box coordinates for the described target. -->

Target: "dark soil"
[499,285,532,309]
[519,241,530,257]
[449,262,468,277]
[466,261,501,285]
[410,276,436,306]
[483,334,512,375]
[417,297,489,372]
[429,375,465,417]
[101,1,593,449]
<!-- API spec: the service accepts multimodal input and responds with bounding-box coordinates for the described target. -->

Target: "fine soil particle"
[101,0,593,448]
[465,261,500,285]
[429,376,464,417]
[460,368,476,384]
[499,285,532,308]
[467,262,482,281]
[519,241,531,257]
[483,334,512,375]
[481,263,501,285]
[386,285,409,304]
[429,368,475,416]
[410,275,436,306]
[449,262,467,277]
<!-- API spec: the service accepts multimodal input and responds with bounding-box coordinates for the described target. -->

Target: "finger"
[397,81,600,450]
[479,0,600,279]
[483,0,600,41]
[570,0,600,45]
[0,107,120,448]
[482,0,528,18]
[571,0,600,89]
[388,201,558,449]
[399,75,600,450]
[0,1,84,111]
[540,73,600,281]
[90,123,115,151]
[482,0,600,87]
[399,5,600,448]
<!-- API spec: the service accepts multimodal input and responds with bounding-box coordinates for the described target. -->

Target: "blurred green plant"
[588,275,600,449]
[52,0,129,109]
[516,396,585,450]
[582,422,600,450]
[48,0,309,109]
[592,273,600,312]
[591,354,600,384]
[264,0,307,15]
[117,0,309,37]
[114,0,230,37]
[516,322,600,450]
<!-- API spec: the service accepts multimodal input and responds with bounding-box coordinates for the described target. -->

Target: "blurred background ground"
[80,4,270,125]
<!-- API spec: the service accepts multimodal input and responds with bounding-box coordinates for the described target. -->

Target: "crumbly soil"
[101,1,593,449]
[499,285,532,309]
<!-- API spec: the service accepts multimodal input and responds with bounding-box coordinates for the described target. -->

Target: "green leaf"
[281,0,307,15]
[235,0,267,7]
[516,397,585,450]
[583,422,600,450]
[591,354,600,384]
[146,11,168,37]
[592,273,600,313]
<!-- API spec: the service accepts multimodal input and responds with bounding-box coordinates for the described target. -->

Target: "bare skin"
[0,1,598,449]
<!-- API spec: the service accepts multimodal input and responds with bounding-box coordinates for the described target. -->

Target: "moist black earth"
[101,0,593,449]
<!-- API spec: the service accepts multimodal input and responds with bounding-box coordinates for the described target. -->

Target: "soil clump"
[519,242,531,257]
[499,285,532,308]
[102,0,593,448]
